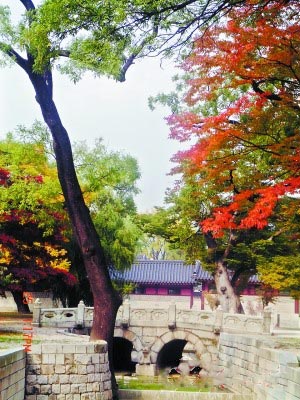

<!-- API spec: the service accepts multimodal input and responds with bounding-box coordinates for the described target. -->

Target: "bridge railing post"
[168,302,176,329]
[76,300,85,327]
[32,298,42,327]
[214,305,223,334]
[263,305,272,333]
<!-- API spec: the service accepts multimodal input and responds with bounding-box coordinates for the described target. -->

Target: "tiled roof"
[248,275,260,284]
[113,260,213,285]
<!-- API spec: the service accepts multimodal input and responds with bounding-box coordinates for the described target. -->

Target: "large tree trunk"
[11,291,31,314]
[12,5,120,396]
[214,262,243,313]
[204,232,243,314]
[24,68,121,397]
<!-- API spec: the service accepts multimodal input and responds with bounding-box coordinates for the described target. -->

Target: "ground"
[0,312,87,350]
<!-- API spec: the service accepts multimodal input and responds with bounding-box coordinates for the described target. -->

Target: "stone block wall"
[0,347,26,400]
[26,340,112,400]
[218,332,300,399]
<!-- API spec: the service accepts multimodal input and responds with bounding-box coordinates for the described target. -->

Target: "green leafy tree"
[67,140,142,305]
[138,207,185,260]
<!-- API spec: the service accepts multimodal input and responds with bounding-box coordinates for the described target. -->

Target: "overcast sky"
[0,46,181,211]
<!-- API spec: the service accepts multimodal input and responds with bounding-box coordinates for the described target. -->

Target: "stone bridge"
[32,299,272,376]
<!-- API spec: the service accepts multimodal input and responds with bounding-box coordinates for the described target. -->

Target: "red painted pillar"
[295,299,299,314]
[200,292,204,310]
[190,286,194,309]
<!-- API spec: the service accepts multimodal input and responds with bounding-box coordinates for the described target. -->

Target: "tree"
[165,0,300,311]
[0,132,76,312]
[66,140,142,306]
[137,207,185,260]
[0,0,292,396]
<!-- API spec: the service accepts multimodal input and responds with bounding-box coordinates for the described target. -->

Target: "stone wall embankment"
[0,347,26,400]
[218,332,300,399]
[25,339,112,400]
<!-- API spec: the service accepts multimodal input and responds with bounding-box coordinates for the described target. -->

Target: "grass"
[0,332,24,350]
[0,312,36,350]
[0,330,40,351]
[116,375,227,393]
[273,338,300,350]
[0,312,32,318]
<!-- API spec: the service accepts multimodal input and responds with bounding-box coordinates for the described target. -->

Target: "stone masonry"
[218,332,300,399]
[25,339,112,400]
[0,347,26,400]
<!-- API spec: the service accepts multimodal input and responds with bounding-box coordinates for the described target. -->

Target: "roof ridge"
[134,260,190,264]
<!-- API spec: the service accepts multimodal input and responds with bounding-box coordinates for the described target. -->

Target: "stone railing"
[33,299,272,335]
[33,299,94,328]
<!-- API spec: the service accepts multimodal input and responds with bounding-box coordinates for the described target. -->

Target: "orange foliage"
[169,0,300,236]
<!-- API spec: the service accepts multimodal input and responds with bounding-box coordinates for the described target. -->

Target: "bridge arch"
[150,330,216,374]
[113,328,144,364]
[113,337,136,372]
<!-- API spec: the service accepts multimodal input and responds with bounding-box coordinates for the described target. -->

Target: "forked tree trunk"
[214,262,243,313]
[204,232,243,314]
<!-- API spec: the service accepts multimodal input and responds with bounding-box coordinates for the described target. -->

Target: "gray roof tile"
[114,260,213,285]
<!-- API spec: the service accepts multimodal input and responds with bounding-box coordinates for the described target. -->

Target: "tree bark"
[204,232,242,313]
[11,291,31,313]
[214,262,243,313]
[23,67,121,397]
[4,12,121,388]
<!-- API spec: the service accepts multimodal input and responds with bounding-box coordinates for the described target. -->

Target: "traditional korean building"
[114,259,259,310]
[113,260,299,314]
[116,260,212,308]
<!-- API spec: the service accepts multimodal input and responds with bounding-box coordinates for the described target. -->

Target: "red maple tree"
[0,168,76,312]
[169,0,300,235]
[168,1,300,311]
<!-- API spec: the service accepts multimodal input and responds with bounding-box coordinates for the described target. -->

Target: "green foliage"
[1,1,260,81]
[73,139,141,270]
[0,126,62,235]
[257,256,300,298]
[0,126,142,304]
[137,207,186,260]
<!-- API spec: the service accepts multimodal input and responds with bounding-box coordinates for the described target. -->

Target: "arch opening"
[113,337,136,373]
[156,339,187,371]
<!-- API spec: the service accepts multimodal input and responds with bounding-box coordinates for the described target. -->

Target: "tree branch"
[118,54,136,82]
[204,231,217,249]
[0,42,28,72]
[252,80,282,101]
[230,265,247,287]
[58,50,71,58]
[19,0,35,11]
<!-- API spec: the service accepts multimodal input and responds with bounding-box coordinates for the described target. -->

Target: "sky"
[0,33,182,212]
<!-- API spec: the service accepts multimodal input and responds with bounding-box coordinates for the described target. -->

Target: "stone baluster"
[77,300,85,327]
[263,305,272,333]
[32,298,42,327]
[168,302,176,329]
[214,305,223,334]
